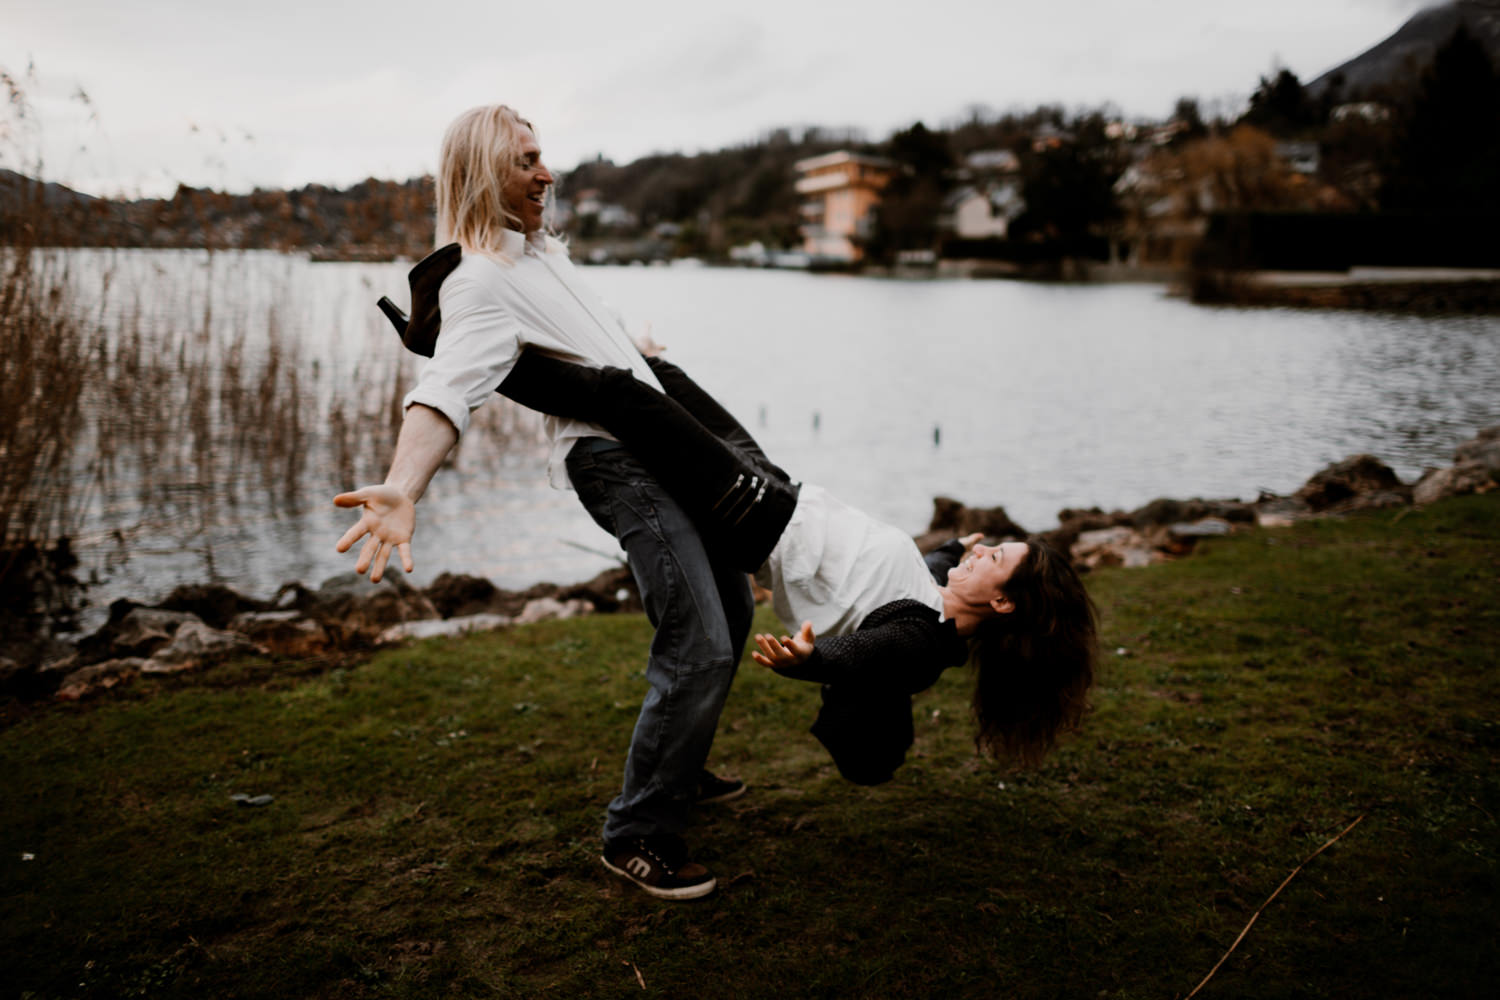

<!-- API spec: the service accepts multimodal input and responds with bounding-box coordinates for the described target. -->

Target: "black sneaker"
[697,769,747,805]
[602,835,716,900]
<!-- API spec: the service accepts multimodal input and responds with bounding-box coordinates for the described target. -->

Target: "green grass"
[3,496,1498,999]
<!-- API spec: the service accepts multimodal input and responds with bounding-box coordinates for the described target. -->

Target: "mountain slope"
[0,168,99,210]
[1309,1,1500,97]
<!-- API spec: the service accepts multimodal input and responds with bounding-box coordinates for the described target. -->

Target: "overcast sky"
[2,0,1433,198]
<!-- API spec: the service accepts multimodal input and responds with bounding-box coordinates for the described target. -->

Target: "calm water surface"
[57,250,1500,629]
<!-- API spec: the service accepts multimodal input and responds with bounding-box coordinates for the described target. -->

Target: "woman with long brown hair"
[382,268,1099,782]
[518,353,1098,781]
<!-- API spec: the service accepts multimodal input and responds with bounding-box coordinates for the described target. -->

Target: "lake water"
[50,249,1500,629]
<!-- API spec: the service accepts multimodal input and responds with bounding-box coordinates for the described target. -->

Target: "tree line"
[4,25,1496,265]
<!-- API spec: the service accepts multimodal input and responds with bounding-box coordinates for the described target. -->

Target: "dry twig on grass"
[1186,814,1365,998]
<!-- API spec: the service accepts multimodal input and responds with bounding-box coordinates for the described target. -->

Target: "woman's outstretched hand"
[334,484,415,583]
[751,621,816,670]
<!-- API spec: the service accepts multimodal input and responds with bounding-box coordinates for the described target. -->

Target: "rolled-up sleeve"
[401,272,523,437]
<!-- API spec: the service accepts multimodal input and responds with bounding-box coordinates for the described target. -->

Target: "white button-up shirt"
[757,484,946,637]
[402,229,664,489]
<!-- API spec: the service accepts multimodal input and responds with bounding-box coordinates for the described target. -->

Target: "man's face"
[503,127,554,234]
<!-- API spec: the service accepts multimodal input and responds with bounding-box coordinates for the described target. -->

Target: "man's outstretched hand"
[334,484,416,583]
[751,621,816,670]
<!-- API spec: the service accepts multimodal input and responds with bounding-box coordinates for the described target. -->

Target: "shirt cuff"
[402,384,470,438]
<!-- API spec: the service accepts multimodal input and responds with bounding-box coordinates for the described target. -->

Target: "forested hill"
[1,170,435,258]
[1310,0,1500,97]
[2,136,849,257]
[0,116,1045,258]
[558,127,865,250]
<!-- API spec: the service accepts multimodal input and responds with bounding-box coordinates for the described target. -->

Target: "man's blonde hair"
[436,104,558,258]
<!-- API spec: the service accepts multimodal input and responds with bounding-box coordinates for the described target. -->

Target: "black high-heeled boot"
[643,355,792,483]
[503,361,798,573]
[376,242,462,357]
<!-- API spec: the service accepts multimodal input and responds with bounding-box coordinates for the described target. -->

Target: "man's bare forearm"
[385,403,460,502]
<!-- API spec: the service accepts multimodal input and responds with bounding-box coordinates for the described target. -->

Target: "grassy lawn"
[3,496,1497,999]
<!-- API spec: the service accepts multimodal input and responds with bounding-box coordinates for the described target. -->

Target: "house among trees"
[1330,102,1391,124]
[793,151,896,263]
[941,183,1026,240]
[1273,140,1321,175]
[941,148,1026,241]
[570,188,637,230]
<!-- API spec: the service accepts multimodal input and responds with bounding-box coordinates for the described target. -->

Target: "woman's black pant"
[497,353,798,572]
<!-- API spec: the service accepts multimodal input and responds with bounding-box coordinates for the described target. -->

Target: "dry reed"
[0,234,545,616]
[1,67,544,631]
[0,199,98,556]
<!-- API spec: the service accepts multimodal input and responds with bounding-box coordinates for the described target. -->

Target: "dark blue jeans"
[566,438,754,846]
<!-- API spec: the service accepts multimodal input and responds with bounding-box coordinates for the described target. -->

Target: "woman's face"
[947,541,1028,610]
[502,127,554,234]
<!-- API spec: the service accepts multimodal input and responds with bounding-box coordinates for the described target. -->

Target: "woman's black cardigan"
[771,540,971,785]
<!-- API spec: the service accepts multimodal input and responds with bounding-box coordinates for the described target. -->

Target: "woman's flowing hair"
[436,104,560,259]
[969,537,1098,765]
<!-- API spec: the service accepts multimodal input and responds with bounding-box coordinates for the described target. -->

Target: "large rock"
[426,567,641,620]
[157,583,267,629]
[103,608,203,660]
[1415,464,1494,506]
[926,496,1028,538]
[1056,507,1130,532]
[558,565,640,614]
[424,573,502,618]
[229,610,334,659]
[377,613,512,645]
[515,597,594,625]
[1453,426,1500,474]
[1416,426,1500,505]
[1168,518,1234,539]
[55,658,147,701]
[268,581,319,614]
[1294,454,1411,512]
[1129,497,1255,529]
[1042,507,1132,555]
[308,572,440,640]
[1070,527,1160,570]
[915,497,1027,552]
[142,621,257,674]
[1252,495,1313,528]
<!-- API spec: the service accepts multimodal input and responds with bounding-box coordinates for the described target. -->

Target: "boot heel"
[377,296,408,336]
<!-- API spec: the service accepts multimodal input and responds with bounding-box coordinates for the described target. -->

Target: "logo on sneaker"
[625,857,653,879]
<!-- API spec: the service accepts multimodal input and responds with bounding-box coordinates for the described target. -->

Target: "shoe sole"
[601,856,717,900]
[696,783,747,805]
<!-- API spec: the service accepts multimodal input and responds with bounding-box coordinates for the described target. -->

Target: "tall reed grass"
[0,225,544,639]
[0,235,93,552]
[1,67,544,639]
[0,177,99,639]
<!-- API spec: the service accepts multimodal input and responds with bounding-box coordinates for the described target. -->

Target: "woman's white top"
[756,484,946,637]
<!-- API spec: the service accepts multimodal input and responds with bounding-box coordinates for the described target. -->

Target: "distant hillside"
[1309,1,1500,98]
[0,171,434,256]
[0,168,97,209]
[0,130,846,257]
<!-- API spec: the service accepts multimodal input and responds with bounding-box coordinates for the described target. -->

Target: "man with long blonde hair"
[335,105,749,900]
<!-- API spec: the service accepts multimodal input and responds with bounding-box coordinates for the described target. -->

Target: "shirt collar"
[498,228,546,257]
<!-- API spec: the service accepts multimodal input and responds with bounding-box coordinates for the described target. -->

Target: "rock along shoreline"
[3,426,1496,705]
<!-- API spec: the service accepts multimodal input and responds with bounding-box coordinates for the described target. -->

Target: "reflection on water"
[55,250,1500,631]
